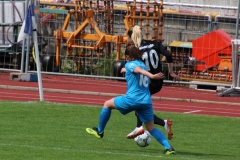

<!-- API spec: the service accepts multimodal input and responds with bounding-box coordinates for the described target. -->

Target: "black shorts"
[149,79,163,95]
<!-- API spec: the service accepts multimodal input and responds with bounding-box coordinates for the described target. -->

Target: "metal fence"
[0,0,239,88]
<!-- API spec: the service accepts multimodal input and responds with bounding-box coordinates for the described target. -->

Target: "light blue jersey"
[114,60,153,122]
[125,60,151,104]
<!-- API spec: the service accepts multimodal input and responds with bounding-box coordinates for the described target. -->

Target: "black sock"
[153,114,165,127]
[135,113,165,127]
[135,112,143,127]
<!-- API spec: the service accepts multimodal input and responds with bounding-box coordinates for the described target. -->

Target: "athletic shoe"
[126,126,145,139]
[86,127,104,139]
[164,146,175,155]
[164,119,173,140]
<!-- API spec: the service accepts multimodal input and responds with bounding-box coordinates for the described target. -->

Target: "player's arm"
[167,63,180,81]
[155,41,180,81]
[134,66,164,80]
[121,68,126,73]
[155,41,173,62]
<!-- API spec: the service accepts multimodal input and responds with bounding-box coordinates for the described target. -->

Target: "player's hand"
[121,68,126,73]
[170,72,180,82]
[152,72,164,79]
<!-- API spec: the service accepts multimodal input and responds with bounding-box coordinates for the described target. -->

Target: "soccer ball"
[134,130,151,147]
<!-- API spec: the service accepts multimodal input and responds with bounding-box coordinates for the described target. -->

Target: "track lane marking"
[184,110,201,114]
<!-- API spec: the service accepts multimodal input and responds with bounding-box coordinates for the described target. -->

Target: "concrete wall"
[164,0,238,16]
[164,0,237,7]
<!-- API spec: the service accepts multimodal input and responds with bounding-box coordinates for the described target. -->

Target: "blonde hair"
[131,25,142,48]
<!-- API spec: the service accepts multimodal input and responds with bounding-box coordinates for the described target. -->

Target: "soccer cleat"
[164,119,173,140]
[164,146,175,155]
[126,126,145,139]
[86,127,104,139]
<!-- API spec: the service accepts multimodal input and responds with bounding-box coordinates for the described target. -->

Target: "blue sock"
[150,128,171,150]
[97,107,111,133]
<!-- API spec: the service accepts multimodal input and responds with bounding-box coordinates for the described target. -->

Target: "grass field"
[0,101,239,160]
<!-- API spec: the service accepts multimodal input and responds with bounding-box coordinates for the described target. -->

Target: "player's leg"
[150,80,173,140]
[86,98,116,138]
[145,121,175,155]
[138,104,175,155]
[153,114,173,140]
[153,114,165,126]
[126,111,173,139]
[136,111,143,127]
[126,111,145,139]
[127,111,173,140]
[133,111,170,131]
[132,112,165,127]
[149,80,166,127]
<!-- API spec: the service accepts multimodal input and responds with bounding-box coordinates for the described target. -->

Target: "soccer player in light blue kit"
[86,45,175,155]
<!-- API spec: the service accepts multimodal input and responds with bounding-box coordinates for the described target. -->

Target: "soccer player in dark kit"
[126,25,180,140]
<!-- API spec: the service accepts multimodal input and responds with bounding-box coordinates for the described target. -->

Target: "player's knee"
[104,99,116,109]
[144,121,155,132]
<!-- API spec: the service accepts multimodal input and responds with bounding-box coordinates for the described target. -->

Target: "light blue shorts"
[114,95,154,122]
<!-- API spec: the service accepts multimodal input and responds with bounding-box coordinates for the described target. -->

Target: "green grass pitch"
[0,101,239,160]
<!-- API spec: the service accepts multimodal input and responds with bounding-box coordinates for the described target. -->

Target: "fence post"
[235,0,240,87]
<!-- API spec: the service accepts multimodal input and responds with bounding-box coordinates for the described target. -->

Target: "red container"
[192,29,233,71]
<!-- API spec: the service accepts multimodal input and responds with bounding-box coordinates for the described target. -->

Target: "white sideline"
[184,110,201,114]
[0,143,211,160]
[0,143,162,158]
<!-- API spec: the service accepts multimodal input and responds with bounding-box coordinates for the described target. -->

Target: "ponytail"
[131,25,142,48]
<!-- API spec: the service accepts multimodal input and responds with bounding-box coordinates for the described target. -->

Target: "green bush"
[60,57,76,73]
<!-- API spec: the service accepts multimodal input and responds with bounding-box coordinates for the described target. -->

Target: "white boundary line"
[0,143,162,158]
[184,110,201,114]
[0,143,213,160]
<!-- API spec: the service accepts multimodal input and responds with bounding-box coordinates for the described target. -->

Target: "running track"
[0,72,240,118]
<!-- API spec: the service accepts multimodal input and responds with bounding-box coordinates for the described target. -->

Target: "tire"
[42,53,55,72]
[113,59,126,77]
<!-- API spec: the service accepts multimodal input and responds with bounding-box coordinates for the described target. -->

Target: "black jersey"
[139,40,173,94]
[139,40,173,74]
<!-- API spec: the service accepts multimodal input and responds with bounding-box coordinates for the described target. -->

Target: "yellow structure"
[54,0,128,68]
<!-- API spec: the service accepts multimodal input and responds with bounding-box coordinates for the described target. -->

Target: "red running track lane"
[0,73,240,104]
[1,89,240,118]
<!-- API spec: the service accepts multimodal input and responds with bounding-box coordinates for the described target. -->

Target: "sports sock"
[136,113,164,127]
[135,111,143,127]
[153,114,165,127]
[98,107,111,133]
[150,128,170,150]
